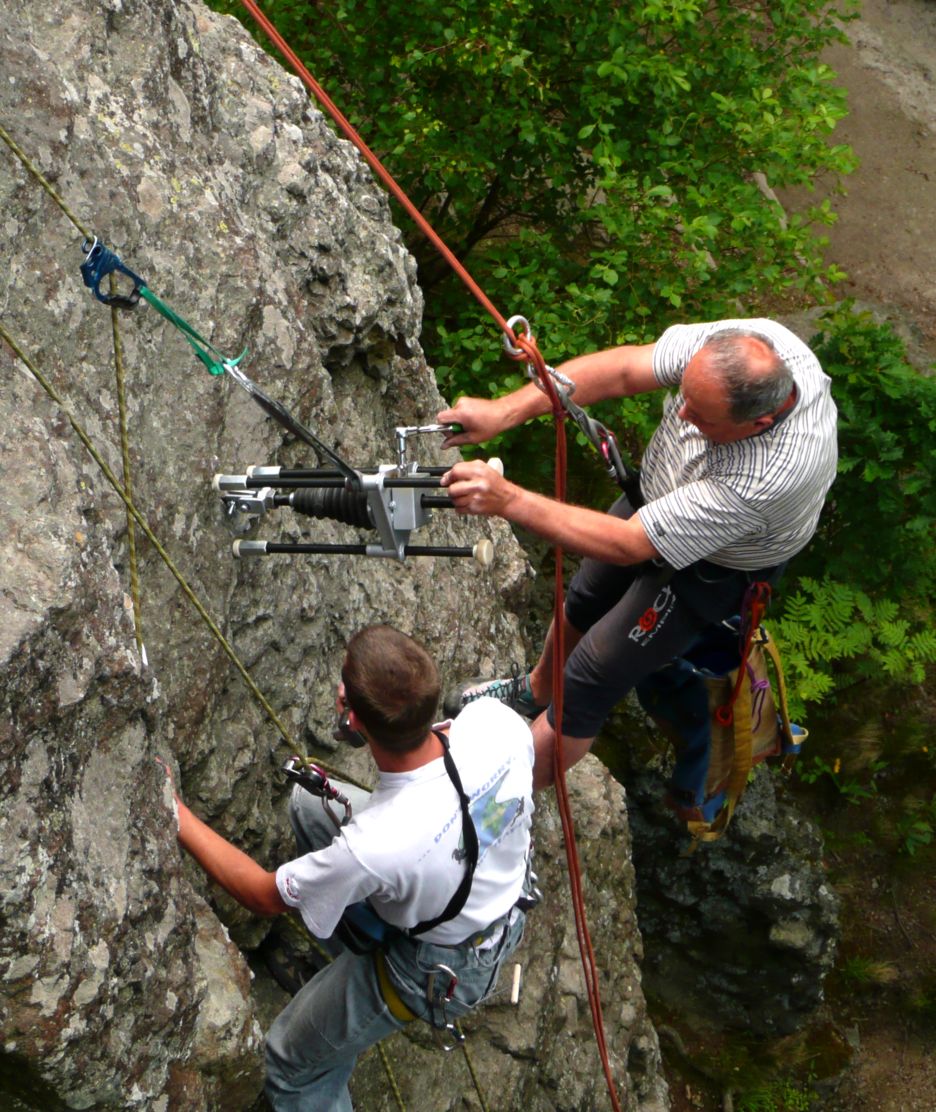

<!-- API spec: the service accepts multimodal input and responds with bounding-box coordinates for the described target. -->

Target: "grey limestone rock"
[0,1,664,1108]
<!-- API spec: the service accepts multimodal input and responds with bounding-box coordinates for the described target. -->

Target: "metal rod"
[241,541,477,557]
[249,465,450,479]
[235,475,445,490]
[270,492,453,510]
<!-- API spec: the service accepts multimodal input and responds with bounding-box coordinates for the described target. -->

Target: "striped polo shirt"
[636,319,838,571]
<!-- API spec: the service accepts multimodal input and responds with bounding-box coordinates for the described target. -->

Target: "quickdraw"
[79,238,497,564]
[504,314,643,507]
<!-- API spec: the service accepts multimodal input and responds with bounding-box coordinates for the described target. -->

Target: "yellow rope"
[376,1041,407,1111]
[109,275,146,663]
[0,121,90,238]
[458,1024,490,1112]
[1,321,303,748]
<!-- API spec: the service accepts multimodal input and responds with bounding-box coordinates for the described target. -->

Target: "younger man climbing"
[167,624,535,1111]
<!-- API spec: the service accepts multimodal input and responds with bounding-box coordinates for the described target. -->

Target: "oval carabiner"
[502,314,533,358]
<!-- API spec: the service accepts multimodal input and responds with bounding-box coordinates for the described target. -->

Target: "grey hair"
[700,329,794,422]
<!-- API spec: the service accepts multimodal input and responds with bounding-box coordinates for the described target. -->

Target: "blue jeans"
[264,782,526,1111]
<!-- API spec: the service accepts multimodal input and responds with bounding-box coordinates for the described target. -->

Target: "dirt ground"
[787,0,936,367]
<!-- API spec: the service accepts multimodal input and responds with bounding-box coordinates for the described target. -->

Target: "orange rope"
[238,0,514,341]
[236,5,624,1105]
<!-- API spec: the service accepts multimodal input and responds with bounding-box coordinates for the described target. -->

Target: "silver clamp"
[218,485,275,535]
[360,466,430,561]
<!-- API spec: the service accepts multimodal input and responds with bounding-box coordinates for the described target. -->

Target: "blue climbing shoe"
[443,666,545,720]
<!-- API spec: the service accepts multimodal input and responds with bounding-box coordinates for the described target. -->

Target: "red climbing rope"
[237,4,624,1106]
[238,0,513,340]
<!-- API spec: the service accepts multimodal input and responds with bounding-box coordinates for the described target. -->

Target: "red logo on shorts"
[639,608,658,631]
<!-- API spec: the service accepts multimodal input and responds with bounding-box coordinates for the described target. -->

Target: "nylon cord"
[109,274,146,662]
[0,320,372,790]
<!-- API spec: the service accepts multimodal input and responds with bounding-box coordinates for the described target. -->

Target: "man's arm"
[438,342,659,448]
[440,461,659,565]
[177,801,288,917]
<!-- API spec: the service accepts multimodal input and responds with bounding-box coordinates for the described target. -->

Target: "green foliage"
[736,1077,814,1112]
[839,955,898,987]
[210,0,856,399]
[795,753,887,805]
[797,303,936,602]
[772,575,936,721]
[894,795,936,857]
[770,305,936,719]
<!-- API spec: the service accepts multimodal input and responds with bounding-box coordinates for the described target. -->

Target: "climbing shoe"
[443,666,546,720]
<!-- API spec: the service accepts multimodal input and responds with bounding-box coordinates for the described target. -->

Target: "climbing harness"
[285,727,503,1055]
[636,582,808,848]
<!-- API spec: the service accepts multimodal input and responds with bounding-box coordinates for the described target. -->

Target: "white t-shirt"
[275,699,535,945]
[637,318,838,570]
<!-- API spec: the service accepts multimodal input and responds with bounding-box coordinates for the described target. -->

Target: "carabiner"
[282,756,352,827]
[426,963,465,1051]
[80,237,145,310]
[502,314,532,359]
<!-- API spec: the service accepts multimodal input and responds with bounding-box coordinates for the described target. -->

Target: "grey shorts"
[552,494,783,737]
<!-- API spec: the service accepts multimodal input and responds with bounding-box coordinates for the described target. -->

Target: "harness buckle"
[80,237,145,310]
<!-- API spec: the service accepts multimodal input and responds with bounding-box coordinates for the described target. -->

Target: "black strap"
[406,729,479,936]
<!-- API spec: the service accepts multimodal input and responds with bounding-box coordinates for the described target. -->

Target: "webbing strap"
[374,950,416,1024]
[760,631,796,748]
[138,287,245,377]
[722,668,755,828]
[407,730,479,936]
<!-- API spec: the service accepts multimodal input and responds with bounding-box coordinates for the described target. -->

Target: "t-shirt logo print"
[628,585,676,645]
[454,770,525,863]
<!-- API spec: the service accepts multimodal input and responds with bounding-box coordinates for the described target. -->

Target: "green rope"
[0,120,242,379]
[376,1041,407,1111]
[138,286,246,378]
[457,1024,490,1112]
[109,275,146,663]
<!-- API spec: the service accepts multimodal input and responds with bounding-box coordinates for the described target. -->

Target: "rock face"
[0,2,666,1108]
[625,758,840,1037]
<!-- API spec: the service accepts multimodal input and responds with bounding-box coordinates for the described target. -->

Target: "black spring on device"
[288,487,372,527]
